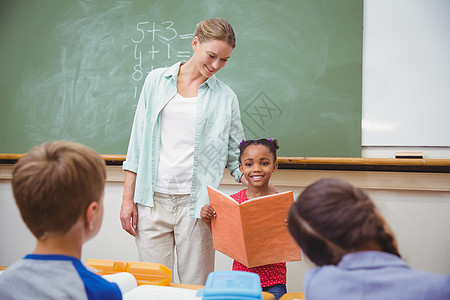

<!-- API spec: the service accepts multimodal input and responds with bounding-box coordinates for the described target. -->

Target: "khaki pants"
[135,193,214,285]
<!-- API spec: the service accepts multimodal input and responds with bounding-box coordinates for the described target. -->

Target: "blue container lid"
[196,271,263,300]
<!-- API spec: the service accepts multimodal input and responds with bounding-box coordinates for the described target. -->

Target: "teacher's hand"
[121,170,138,236]
[120,198,138,237]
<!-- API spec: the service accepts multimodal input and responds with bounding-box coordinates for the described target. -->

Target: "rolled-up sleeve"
[227,94,245,182]
[123,75,151,174]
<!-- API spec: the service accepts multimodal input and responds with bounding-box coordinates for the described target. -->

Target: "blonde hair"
[195,18,236,48]
[12,141,106,239]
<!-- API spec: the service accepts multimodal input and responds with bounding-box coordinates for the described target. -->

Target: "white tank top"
[155,93,198,194]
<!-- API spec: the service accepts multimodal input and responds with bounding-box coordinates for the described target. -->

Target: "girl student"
[287,178,450,300]
[120,18,246,285]
[201,138,287,300]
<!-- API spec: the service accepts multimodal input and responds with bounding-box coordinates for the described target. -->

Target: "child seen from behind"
[287,178,450,300]
[0,141,122,299]
[201,138,287,300]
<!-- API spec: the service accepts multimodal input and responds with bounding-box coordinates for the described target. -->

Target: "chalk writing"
[131,21,193,99]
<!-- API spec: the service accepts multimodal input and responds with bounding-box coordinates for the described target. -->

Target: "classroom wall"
[1,167,449,292]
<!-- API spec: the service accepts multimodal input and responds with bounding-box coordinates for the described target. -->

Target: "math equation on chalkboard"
[131,21,194,99]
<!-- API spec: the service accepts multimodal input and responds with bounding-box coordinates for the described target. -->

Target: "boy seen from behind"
[0,141,122,299]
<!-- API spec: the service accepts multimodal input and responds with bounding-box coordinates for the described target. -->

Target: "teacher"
[120,18,245,285]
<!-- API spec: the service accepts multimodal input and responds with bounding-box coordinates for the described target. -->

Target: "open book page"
[207,186,247,265]
[207,186,302,268]
[101,272,202,299]
[240,191,302,267]
[123,285,201,300]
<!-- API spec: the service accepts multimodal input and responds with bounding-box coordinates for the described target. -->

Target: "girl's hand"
[200,205,216,223]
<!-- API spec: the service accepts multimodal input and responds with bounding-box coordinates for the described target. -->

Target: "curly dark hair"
[238,138,279,163]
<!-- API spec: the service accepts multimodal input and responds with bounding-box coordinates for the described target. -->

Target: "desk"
[124,284,275,300]
[0,267,274,300]
[169,283,203,290]
[1,265,274,299]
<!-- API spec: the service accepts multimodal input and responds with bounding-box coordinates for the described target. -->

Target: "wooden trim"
[277,157,450,172]
[0,154,127,165]
[1,154,449,172]
[277,157,450,166]
[0,153,25,161]
[221,169,450,192]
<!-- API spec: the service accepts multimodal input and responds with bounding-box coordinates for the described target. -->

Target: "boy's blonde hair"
[195,18,236,48]
[12,141,106,239]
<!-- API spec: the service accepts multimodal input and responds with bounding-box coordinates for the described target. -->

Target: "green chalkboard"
[0,0,362,157]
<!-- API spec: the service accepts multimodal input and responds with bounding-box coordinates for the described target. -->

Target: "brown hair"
[195,18,236,48]
[12,141,106,239]
[287,178,400,266]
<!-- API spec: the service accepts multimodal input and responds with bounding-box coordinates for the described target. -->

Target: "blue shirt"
[123,61,245,218]
[0,254,122,300]
[305,251,450,300]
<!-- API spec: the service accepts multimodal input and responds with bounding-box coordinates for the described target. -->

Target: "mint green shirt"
[123,61,244,218]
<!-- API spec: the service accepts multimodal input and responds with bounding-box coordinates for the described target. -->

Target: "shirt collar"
[338,251,408,270]
[163,61,218,90]
[163,61,183,79]
[24,254,80,262]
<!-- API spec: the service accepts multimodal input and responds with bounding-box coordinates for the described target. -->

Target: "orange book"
[207,186,302,268]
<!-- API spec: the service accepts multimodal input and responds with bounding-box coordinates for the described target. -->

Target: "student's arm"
[120,170,138,237]
[200,205,216,231]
